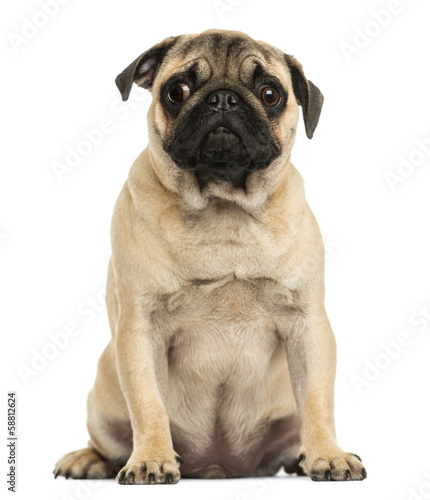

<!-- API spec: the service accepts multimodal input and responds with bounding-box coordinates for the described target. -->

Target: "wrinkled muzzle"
[165,89,281,184]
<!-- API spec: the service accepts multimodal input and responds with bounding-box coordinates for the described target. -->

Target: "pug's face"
[116,30,323,196]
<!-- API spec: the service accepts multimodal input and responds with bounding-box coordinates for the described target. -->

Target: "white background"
[2,0,430,499]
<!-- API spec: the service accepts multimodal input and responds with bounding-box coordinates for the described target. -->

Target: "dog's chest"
[153,201,302,374]
[153,273,300,397]
[156,276,300,476]
[151,200,303,474]
[163,199,288,280]
[153,273,300,345]
[165,277,280,370]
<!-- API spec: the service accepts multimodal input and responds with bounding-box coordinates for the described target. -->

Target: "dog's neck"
[129,147,303,221]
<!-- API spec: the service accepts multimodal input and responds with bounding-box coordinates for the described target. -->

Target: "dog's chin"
[194,126,251,187]
[172,126,275,189]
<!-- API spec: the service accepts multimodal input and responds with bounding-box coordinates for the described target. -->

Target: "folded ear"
[115,36,179,101]
[284,54,324,139]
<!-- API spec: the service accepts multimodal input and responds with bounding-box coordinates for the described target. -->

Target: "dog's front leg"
[285,303,367,481]
[114,307,181,485]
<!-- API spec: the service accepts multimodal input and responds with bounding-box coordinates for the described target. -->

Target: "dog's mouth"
[189,125,251,187]
[164,97,282,188]
[170,122,278,188]
[198,126,247,166]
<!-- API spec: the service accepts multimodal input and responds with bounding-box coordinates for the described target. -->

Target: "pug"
[54,29,366,484]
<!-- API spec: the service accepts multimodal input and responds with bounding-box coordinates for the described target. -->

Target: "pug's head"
[116,30,323,206]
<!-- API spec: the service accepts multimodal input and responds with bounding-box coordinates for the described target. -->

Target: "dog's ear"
[284,54,324,139]
[115,36,179,101]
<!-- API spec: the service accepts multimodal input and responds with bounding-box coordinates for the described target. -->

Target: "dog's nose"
[207,90,239,112]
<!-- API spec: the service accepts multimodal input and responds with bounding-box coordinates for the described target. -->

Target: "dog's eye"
[259,86,280,107]
[167,83,191,104]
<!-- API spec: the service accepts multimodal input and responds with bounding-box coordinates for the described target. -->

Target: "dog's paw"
[298,450,367,481]
[116,455,182,485]
[54,447,116,479]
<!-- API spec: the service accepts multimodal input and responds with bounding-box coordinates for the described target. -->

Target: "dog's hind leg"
[54,447,118,479]
[54,342,132,480]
